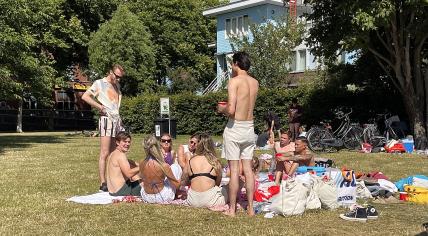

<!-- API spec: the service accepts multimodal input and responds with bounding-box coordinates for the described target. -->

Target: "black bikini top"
[188,160,217,181]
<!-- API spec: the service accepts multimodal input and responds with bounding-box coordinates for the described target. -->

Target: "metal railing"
[202,71,230,94]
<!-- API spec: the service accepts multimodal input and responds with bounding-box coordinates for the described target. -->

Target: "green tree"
[88,5,157,95]
[58,0,122,72]
[231,17,304,87]
[128,0,219,90]
[0,0,86,132]
[306,0,428,140]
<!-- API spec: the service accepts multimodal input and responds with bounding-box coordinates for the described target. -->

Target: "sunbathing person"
[279,137,315,167]
[273,130,298,185]
[182,134,228,208]
[106,132,141,196]
[160,133,177,165]
[139,135,181,203]
[177,133,200,169]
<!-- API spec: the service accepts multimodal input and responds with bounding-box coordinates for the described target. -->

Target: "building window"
[297,50,306,71]
[56,91,75,110]
[225,15,249,38]
[289,50,307,72]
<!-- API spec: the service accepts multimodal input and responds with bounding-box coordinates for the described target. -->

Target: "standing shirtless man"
[218,51,259,216]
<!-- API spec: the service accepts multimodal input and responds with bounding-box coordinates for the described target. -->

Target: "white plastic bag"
[270,178,309,216]
[313,177,339,210]
[356,180,373,199]
[334,170,357,206]
[305,185,321,210]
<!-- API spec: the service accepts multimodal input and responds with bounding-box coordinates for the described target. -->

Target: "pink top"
[274,141,295,153]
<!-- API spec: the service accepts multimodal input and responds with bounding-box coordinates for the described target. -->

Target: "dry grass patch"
[0,132,427,235]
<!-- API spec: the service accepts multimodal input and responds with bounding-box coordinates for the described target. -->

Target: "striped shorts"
[99,116,122,137]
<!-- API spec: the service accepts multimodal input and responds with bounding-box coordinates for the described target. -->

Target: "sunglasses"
[189,140,197,145]
[113,71,123,79]
[161,139,172,143]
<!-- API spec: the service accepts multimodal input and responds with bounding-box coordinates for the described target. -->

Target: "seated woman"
[182,133,228,208]
[273,129,299,185]
[160,133,176,165]
[139,135,181,203]
[177,133,200,169]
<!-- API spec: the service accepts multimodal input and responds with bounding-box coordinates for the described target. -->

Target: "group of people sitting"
[106,132,229,208]
[105,128,314,209]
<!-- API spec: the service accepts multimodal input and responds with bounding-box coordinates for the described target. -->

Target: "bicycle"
[362,115,386,147]
[363,113,405,146]
[307,108,363,152]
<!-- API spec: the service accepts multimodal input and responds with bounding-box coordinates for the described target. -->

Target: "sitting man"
[273,130,298,185]
[177,133,200,169]
[278,136,315,167]
[106,131,141,196]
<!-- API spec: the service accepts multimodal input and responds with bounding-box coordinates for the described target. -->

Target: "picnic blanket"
[66,192,124,205]
[67,192,188,205]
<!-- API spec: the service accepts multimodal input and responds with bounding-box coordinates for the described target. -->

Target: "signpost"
[160,97,170,135]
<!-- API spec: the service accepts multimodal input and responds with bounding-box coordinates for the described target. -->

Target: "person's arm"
[177,145,186,169]
[285,154,312,162]
[117,154,139,178]
[180,164,190,187]
[215,163,222,187]
[163,163,180,189]
[218,79,237,117]
[81,90,104,113]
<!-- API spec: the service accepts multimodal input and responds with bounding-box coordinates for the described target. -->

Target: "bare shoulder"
[111,150,125,160]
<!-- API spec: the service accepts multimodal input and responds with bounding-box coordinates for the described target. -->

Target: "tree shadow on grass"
[0,135,66,155]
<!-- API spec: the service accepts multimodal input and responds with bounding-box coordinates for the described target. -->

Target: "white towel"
[66,192,123,205]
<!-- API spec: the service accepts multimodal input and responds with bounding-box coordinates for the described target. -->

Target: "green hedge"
[120,87,310,135]
[120,79,404,135]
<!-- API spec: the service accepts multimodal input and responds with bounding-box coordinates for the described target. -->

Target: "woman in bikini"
[182,133,228,208]
[139,135,181,203]
[160,133,176,165]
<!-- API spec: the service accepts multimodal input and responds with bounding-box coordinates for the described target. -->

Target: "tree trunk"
[16,98,23,133]
[402,88,426,139]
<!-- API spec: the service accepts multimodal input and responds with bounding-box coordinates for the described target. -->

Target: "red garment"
[367,171,389,180]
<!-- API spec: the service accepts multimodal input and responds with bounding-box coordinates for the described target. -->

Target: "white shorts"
[99,116,122,137]
[186,185,228,208]
[221,119,256,160]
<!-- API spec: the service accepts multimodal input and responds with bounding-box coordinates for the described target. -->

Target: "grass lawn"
[0,132,427,235]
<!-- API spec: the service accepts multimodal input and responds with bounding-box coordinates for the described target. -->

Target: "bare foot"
[247,208,255,217]
[223,209,236,217]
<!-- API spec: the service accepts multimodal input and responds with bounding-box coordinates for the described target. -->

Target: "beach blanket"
[66,192,125,205]
[67,192,188,205]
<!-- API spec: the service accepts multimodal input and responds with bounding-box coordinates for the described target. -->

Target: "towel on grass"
[66,192,124,205]
[67,192,188,205]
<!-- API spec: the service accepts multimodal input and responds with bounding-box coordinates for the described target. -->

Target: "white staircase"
[202,71,229,94]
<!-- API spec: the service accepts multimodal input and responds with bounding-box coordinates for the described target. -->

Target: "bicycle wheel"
[363,126,384,147]
[343,127,363,150]
[307,128,334,152]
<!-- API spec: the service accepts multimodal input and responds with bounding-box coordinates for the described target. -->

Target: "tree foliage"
[306,0,428,139]
[231,17,304,87]
[88,5,156,95]
[127,0,219,89]
[0,0,86,105]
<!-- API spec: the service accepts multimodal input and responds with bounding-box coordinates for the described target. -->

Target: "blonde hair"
[140,135,172,178]
[194,134,221,171]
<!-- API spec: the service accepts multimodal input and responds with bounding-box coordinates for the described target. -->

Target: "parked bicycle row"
[306,108,407,153]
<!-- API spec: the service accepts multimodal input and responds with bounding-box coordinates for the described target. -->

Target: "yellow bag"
[404,185,428,204]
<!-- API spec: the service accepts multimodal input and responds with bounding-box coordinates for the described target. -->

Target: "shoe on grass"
[99,182,108,192]
[340,207,367,222]
[366,205,378,219]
